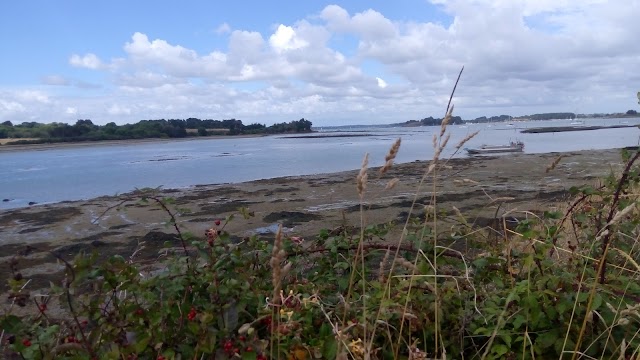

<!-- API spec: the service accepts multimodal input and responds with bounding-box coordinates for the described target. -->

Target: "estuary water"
[1,118,639,210]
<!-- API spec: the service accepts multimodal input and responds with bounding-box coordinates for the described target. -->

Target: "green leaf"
[492,344,508,357]
[134,334,151,353]
[591,293,603,311]
[242,351,257,360]
[536,329,559,349]
[512,315,526,330]
[0,315,21,333]
[319,322,332,337]
[337,277,350,292]
[556,298,571,315]
[322,337,338,359]
[333,261,350,270]
[472,258,488,270]
[576,292,589,303]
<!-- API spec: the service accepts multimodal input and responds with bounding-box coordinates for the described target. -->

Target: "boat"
[465,141,524,155]
[570,119,585,125]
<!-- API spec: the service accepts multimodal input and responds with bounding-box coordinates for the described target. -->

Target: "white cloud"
[5,2,640,125]
[69,53,103,69]
[269,24,309,52]
[65,107,78,115]
[321,5,396,40]
[215,22,231,34]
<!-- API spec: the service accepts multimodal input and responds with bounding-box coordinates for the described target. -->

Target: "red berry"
[246,346,253,352]
[67,336,75,343]
[215,219,221,226]
[39,304,47,312]
[238,335,246,342]
[257,354,267,360]
[135,308,144,316]
[22,339,31,347]
[157,356,165,360]
[187,307,197,321]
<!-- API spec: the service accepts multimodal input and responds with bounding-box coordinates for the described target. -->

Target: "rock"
[2,198,10,202]
[90,240,107,247]
[28,201,37,206]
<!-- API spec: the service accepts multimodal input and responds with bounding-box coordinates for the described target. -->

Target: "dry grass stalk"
[546,155,565,173]
[377,247,391,283]
[609,202,637,227]
[433,134,451,162]
[440,105,454,137]
[379,138,402,176]
[356,153,369,198]
[384,178,399,190]
[455,130,480,150]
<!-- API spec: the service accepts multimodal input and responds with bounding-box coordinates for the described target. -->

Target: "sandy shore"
[0,148,627,304]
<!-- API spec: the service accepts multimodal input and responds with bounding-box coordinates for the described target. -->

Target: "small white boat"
[465,141,524,155]
[570,120,585,125]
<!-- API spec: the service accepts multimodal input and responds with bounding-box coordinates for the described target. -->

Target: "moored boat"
[465,141,524,155]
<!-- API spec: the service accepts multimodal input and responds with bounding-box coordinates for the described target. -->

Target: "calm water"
[1,118,639,210]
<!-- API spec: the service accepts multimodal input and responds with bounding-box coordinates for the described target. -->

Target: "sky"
[0,0,639,126]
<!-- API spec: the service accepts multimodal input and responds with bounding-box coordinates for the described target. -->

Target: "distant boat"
[570,119,585,125]
[465,141,525,155]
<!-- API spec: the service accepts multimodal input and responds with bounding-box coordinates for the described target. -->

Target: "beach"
[0,148,627,303]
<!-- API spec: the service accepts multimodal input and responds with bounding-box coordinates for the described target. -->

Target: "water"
[1,118,639,210]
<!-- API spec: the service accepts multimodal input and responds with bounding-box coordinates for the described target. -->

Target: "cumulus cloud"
[6,2,640,125]
[269,25,309,52]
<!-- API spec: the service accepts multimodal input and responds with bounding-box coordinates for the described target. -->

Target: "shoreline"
[0,134,268,153]
[0,148,628,306]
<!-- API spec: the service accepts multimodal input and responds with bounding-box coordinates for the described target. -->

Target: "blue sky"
[1,0,639,125]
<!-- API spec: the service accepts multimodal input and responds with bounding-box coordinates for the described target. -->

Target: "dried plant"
[379,138,402,175]
[546,155,565,173]
[356,153,369,198]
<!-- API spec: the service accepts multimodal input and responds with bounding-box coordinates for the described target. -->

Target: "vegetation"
[4,103,640,359]
[0,118,313,145]
[400,115,464,127]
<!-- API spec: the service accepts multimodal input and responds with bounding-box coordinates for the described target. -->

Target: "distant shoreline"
[0,134,267,153]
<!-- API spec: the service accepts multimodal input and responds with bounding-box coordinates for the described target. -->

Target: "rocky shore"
[0,148,627,306]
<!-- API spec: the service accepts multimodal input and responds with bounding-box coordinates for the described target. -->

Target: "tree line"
[0,118,313,145]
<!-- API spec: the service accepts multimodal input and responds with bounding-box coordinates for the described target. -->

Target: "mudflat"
[0,149,626,303]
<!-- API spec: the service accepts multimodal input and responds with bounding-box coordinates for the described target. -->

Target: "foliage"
[0,118,313,145]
